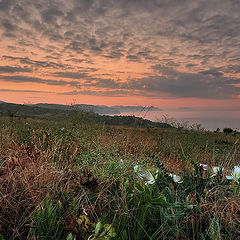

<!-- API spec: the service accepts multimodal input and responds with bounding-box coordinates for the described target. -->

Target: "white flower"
[200,164,208,171]
[158,161,164,167]
[211,166,224,177]
[134,165,155,184]
[226,166,240,182]
[169,173,183,183]
[199,164,208,177]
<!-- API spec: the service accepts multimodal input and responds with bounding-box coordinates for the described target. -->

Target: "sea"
[113,110,240,131]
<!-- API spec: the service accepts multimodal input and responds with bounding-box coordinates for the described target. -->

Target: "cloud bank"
[0,0,239,100]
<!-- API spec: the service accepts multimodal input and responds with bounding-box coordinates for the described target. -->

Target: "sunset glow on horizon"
[0,0,239,116]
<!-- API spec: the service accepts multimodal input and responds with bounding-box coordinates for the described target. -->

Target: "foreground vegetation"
[0,112,239,240]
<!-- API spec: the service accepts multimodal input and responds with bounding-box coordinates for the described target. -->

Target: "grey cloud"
[8,46,17,50]
[18,40,34,47]
[42,30,64,42]
[2,20,17,32]
[222,65,240,74]
[11,3,35,26]
[0,75,80,87]
[185,63,198,70]
[41,8,64,24]
[64,41,83,53]
[0,72,121,91]
[65,58,94,64]
[0,66,32,73]
[126,55,141,62]
[132,65,240,99]
[51,71,121,89]
[199,69,223,77]
[0,88,51,93]
[104,51,124,59]
[57,89,134,97]
[151,64,178,76]
[52,71,89,79]
[51,68,99,80]
[3,56,70,69]
[90,78,121,89]
[2,32,16,38]
[0,0,14,11]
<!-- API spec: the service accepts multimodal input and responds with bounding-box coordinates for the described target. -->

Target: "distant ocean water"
[113,110,240,131]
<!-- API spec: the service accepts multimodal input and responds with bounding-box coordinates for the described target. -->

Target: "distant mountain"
[0,102,67,118]
[0,102,161,115]
[31,103,120,114]
[0,102,172,129]
[74,104,121,114]
[33,103,74,111]
[30,103,161,115]
[112,105,160,113]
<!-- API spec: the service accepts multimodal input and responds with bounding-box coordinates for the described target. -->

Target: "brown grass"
[0,136,81,239]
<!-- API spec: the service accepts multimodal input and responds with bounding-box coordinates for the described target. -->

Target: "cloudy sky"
[0,0,239,112]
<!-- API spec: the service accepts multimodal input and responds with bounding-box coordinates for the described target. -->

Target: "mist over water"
[117,110,240,131]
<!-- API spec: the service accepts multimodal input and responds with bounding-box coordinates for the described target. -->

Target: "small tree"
[223,128,233,134]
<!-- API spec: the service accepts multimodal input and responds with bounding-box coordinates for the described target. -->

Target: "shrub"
[223,128,233,134]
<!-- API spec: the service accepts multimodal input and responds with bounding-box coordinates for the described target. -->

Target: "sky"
[0,0,239,118]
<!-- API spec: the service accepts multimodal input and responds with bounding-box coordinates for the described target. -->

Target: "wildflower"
[169,173,183,183]
[134,165,155,184]
[200,164,208,170]
[226,166,240,182]
[157,161,164,168]
[211,166,224,177]
[199,163,208,177]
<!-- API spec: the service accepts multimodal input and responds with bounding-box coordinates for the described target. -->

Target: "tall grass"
[0,116,239,239]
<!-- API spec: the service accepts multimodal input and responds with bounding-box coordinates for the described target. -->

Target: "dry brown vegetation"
[0,116,239,239]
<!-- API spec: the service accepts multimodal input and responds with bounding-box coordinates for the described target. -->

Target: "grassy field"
[0,114,239,240]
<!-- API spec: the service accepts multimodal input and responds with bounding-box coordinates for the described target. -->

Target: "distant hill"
[32,103,121,114]
[112,105,160,113]
[0,103,68,118]
[0,102,172,129]
[29,103,161,115]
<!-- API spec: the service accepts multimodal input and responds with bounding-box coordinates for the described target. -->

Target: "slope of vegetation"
[0,103,172,129]
[0,113,239,240]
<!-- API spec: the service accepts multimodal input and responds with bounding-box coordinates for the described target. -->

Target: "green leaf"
[135,182,144,192]
[151,192,168,207]
[174,212,185,217]
[95,221,102,234]
[120,230,128,240]
[67,233,73,240]
[186,204,193,210]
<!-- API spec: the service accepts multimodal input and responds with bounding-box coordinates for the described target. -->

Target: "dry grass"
[0,117,239,239]
[0,132,119,239]
[0,136,83,239]
[202,188,240,234]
